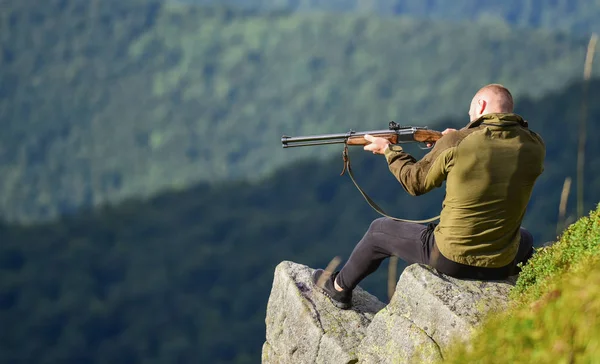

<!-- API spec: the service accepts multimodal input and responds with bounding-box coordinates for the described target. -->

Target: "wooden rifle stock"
[346,133,399,145]
[345,129,442,146]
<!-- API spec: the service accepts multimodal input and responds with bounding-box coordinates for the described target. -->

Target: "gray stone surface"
[263,261,385,364]
[390,264,515,357]
[357,306,443,364]
[261,342,278,363]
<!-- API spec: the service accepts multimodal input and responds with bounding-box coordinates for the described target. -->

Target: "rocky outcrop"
[262,261,385,363]
[263,261,516,363]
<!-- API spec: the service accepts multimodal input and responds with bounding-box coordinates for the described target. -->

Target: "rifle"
[280,121,443,224]
[281,121,442,148]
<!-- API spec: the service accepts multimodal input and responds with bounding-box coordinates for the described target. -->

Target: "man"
[312,84,546,309]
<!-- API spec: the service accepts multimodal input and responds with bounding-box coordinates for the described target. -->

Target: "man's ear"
[478,99,487,114]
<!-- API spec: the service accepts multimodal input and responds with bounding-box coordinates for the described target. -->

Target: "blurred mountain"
[177,0,600,35]
[2,0,597,222]
[1,78,599,363]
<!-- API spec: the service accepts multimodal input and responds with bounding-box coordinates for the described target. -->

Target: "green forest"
[1,79,599,363]
[186,0,600,34]
[2,0,600,363]
[2,0,598,222]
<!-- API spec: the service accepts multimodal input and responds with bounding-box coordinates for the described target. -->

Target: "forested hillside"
[185,0,600,34]
[2,79,599,364]
[2,0,598,222]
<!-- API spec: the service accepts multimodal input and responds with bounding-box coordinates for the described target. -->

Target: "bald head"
[469,84,514,122]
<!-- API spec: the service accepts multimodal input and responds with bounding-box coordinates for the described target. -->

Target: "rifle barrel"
[281,139,346,148]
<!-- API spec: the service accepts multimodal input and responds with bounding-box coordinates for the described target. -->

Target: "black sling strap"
[340,145,440,224]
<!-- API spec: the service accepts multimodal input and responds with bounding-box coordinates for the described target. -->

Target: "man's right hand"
[442,128,457,135]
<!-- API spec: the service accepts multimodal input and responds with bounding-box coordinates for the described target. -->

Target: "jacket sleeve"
[383,133,459,196]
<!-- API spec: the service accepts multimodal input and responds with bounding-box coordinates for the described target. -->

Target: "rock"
[263,261,517,363]
[357,306,443,363]
[389,264,515,357]
[263,261,385,363]
[261,342,277,363]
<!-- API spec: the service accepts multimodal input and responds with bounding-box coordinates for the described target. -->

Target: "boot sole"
[313,281,352,309]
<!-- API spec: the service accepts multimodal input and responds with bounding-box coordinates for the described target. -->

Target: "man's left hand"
[363,134,390,155]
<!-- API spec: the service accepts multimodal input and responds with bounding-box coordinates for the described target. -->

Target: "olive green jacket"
[384,113,545,268]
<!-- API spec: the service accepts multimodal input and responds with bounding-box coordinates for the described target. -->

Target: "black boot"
[311,269,352,309]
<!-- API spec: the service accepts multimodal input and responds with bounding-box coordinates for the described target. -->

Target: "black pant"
[336,217,534,291]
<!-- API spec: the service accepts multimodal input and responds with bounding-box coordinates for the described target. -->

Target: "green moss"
[445,256,600,363]
[444,204,600,363]
[512,203,600,303]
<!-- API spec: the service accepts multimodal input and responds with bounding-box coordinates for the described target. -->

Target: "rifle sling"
[341,144,440,224]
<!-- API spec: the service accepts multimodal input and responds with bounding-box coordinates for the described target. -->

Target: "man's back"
[435,113,545,268]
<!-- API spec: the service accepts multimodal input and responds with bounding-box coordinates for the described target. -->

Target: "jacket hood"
[466,113,528,129]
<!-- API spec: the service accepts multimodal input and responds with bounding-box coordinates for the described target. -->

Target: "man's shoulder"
[438,127,477,148]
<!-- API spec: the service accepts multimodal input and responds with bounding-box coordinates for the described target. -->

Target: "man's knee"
[356,217,389,251]
[367,217,387,233]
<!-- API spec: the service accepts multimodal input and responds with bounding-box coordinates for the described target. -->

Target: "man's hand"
[442,128,457,135]
[363,134,390,155]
